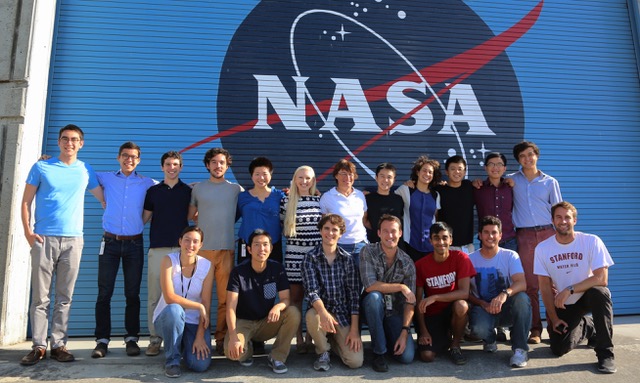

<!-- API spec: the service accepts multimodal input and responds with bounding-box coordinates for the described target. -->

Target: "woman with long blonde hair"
[280,165,322,353]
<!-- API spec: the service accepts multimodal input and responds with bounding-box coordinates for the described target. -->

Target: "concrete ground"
[0,316,638,383]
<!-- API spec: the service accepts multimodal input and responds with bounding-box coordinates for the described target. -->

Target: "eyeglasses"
[486,162,505,168]
[59,137,81,143]
[337,172,354,178]
[120,154,139,160]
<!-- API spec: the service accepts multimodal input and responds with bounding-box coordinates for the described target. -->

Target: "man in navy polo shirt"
[142,151,192,356]
[92,142,156,359]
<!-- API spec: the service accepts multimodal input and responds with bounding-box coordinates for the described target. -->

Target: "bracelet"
[401,326,410,332]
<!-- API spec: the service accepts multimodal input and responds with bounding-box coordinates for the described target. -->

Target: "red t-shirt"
[415,250,476,316]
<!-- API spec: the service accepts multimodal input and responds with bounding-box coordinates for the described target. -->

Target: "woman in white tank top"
[153,226,214,378]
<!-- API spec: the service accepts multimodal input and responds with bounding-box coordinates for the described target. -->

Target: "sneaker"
[510,348,528,368]
[496,327,508,342]
[91,342,108,358]
[165,364,182,378]
[483,341,498,353]
[126,340,140,356]
[50,346,75,362]
[597,357,617,374]
[267,354,288,374]
[449,347,467,365]
[313,351,331,371]
[372,353,389,372]
[239,357,254,367]
[20,347,46,366]
[145,341,161,356]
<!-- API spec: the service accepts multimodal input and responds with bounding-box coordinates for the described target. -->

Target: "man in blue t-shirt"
[20,124,103,366]
[225,229,300,374]
[468,216,531,368]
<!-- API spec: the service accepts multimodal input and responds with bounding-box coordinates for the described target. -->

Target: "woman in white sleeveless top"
[153,226,214,378]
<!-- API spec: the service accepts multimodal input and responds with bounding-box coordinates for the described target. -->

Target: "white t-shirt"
[534,232,614,305]
[319,187,367,245]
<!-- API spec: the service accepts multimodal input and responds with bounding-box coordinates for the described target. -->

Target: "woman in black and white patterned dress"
[280,165,322,353]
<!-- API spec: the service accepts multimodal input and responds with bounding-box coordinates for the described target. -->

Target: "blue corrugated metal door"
[43,0,640,336]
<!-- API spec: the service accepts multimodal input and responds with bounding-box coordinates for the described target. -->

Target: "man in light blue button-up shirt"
[92,142,156,359]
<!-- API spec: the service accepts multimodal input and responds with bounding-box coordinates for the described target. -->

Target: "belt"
[104,232,143,241]
[517,224,553,232]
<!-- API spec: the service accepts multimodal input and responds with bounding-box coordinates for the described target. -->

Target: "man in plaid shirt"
[360,214,416,372]
[302,214,363,371]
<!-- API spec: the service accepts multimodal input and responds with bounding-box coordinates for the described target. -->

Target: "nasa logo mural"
[217,0,541,188]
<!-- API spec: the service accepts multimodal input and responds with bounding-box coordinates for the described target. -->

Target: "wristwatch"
[401,326,410,333]
[501,289,511,298]
[567,285,575,295]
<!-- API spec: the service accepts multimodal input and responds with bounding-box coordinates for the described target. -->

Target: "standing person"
[468,216,531,368]
[534,202,616,374]
[360,215,415,372]
[415,222,475,365]
[510,141,562,344]
[92,142,156,358]
[473,152,517,252]
[302,214,363,371]
[280,165,322,353]
[225,229,300,374]
[188,147,243,355]
[153,226,213,378]
[363,163,404,244]
[237,156,285,263]
[395,156,441,262]
[319,159,368,262]
[437,155,475,254]
[142,151,192,356]
[20,124,103,365]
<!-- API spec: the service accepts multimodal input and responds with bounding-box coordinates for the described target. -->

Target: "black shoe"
[587,335,597,348]
[597,357,617,374]
[126,340,140,356]
[252,340,266,355]
[91,342,108,358]
[372,354,389,372]
[496,327,508,342]
[449,347,467,365]
[20,347,46,366]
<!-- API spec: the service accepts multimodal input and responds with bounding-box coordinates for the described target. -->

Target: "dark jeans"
[547,286,614,360]
[95,236,144,341]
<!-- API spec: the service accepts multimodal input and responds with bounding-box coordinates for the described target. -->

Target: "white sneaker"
[483,341,497,353]
[313,351,331,371]
[510,348,528,367]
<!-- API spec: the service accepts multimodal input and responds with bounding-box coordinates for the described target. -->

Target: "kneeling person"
[416,222,475,365]
[360,214,416,372]
[302,214,364,371]
[468,216,531,368]
[225,229,300,374]
[153,226,213,378]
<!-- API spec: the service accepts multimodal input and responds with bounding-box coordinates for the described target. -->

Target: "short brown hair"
[317,214,346,234]
[551,201,577,219]
[332,159,358,185]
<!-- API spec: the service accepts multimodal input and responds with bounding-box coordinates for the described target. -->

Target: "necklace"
[180,256,197,298]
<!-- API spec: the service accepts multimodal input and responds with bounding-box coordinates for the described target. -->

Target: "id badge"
[385,294,393,311]
[99,239,105,255]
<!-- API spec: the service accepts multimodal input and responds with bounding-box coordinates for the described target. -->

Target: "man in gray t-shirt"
[188,148,243,354]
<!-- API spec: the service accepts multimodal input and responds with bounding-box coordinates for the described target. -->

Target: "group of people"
[19,124,617,378]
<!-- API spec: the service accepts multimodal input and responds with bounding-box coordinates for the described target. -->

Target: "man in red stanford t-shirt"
[415,222,476,366]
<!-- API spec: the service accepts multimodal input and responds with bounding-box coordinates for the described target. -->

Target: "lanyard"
[180,258,197,299]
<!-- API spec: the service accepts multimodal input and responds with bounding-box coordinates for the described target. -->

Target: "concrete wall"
[0,0,57,346]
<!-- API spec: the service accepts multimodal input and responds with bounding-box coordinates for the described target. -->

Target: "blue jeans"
[469,292,531,351]
[499,237,518,252]
[155,304,212,371]
[362,292,414,363]
[95,236,144,341]
[339,241,367,267]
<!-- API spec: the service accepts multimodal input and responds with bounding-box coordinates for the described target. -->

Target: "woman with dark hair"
[395,156,442,262]
[153,226,214,378]
[237,156,286,263]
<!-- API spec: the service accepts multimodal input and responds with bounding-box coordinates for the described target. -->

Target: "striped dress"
[280,195,322,283]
